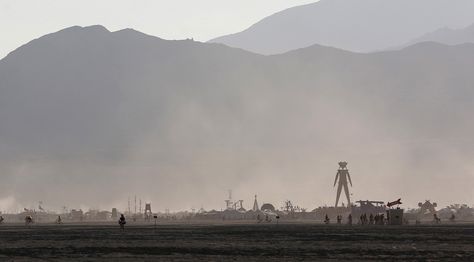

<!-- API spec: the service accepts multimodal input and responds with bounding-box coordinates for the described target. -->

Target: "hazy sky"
[1,0,473,213]
[0,0,317,59]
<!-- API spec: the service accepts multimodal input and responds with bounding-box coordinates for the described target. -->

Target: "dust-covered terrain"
[0,223,472,261]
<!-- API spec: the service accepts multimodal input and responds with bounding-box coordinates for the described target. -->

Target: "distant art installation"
[334,161,352,207]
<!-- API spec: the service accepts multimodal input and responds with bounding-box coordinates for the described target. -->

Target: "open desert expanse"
[0,223,473,261]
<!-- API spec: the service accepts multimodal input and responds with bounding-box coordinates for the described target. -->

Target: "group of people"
[256,214,273,223]
[1,214,128,230]
[324,213,387,225]
[324,214,348,225]
[324,214,344,224]
[359,213,386,225]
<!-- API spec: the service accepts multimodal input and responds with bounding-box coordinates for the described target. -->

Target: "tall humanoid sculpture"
[334,161,352,207]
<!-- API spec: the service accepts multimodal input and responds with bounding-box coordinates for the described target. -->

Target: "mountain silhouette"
[400,23,474,48]
[209,0,474,54]
[1,26,473,209]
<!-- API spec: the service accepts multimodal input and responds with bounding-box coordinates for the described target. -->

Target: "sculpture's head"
[338,161,348,168]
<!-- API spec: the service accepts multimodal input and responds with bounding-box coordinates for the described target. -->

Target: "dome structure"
[260,203,275,212]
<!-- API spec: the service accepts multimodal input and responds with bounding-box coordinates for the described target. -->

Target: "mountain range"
[1,25,473,210]
[209,0,474,54]
[400,23,474,49]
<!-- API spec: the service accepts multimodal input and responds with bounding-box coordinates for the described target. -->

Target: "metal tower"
[253,195,259,211]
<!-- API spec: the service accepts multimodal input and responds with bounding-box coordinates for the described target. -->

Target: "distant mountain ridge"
[399,23,474,48]
[209,0,474,54]
[1,25,474,209]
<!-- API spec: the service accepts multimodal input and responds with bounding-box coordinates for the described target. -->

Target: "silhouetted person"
[264,214,272,223]
[369,214,374,225]
[56,215,62,224]
[337,215,342,224]
[347,214,352,225]
[324,214,330,224]
[118,214,126,230]
[433,213,441,224]
[449,214,456,222]
[25,215,33,226]
[0,216,4,224]
[334,162,352,207]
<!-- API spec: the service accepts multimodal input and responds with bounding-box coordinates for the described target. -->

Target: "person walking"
[324,214,330,224]
[118,214,127,230]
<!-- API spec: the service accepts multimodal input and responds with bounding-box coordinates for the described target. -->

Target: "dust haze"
[1,2,474,213]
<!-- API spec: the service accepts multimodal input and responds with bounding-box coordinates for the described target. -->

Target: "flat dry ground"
[0,223,473,261]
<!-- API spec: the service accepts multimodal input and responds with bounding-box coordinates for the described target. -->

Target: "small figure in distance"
[257,214,262,223]
[347,214,352,225]
[337,215,342,224]
[433,213,441,224]
[403,218,409,225]
[118,214,126,230]
[265,214,272,223]
[25,215,33,226]
[449,213,456,223]
[0,215,4,224]
[369,214,374,225]
[56,215,62,224]
[324,214,330,225]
